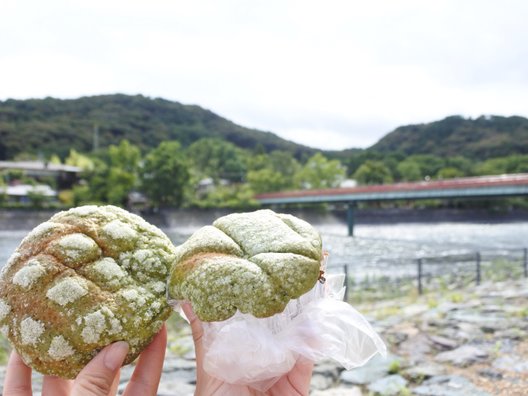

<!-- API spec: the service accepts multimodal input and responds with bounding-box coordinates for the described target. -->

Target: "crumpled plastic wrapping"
[171,265,387,393]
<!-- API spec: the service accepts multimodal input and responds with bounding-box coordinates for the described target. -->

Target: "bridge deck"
[256,174,528,205]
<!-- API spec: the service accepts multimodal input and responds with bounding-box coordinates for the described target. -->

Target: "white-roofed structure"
[0,161,81,190]
[0,161,80,177]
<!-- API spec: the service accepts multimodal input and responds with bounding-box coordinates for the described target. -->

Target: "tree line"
[2,137,528,209]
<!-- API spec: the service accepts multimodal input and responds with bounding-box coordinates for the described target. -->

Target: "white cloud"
[1,0,528,149]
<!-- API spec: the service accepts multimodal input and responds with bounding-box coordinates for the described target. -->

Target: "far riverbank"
[0,207,527,231]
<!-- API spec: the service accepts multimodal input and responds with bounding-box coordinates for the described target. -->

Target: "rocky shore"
[0,278,526,395]
[312,278,528,396]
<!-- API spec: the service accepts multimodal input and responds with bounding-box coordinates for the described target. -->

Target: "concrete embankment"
[1,207,527,231]
[146,207,528,229]
[0,209,58,230]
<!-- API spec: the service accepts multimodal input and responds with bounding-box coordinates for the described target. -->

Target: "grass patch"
[448,292,464,303]
[388,359,401,374]
[373,305,403,320]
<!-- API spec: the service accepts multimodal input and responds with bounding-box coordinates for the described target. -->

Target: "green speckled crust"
[0,205,175,379]
[168,209,323,321]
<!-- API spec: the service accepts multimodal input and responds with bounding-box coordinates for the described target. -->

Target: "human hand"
[182,303,313,396]
[3,324,167,396]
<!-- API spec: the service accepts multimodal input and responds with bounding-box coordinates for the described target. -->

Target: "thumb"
[72,341,129,396]
[181,302,204,361]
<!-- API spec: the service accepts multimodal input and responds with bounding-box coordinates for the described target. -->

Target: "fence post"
[476,252,481,285]
[347,203,355,237]
[343,264,349,302]
[523,248,528,278]
[417,258,423,295]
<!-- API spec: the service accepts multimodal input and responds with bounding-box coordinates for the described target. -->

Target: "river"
[1,220,527,279]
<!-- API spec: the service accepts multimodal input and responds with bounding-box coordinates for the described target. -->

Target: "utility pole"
[93,124,99,152]
[347,202,356,237]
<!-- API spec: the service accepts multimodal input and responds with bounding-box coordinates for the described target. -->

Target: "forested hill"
[0,94,315,160]
[371,115,528,159]
[1,94,527,162]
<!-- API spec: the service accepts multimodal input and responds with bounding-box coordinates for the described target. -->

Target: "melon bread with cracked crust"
[0,205,176,378]
[168,209,323,322]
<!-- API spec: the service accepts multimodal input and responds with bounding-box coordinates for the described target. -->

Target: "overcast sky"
[1,1,527,150]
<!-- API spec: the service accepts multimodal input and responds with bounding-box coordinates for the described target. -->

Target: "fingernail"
[103,341,129,370]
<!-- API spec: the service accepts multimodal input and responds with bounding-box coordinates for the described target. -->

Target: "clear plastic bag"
[172,267,386,392]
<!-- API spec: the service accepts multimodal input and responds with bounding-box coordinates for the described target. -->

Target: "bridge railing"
[334,248,528,303]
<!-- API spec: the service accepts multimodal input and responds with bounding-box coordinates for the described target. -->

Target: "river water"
[1,221,527,279]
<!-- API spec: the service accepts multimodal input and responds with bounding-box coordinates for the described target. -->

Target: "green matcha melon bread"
[168,209,323,322]
[0,205,176,378]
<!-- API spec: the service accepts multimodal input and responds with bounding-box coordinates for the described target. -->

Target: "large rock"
[477,368,503,380]
[118,359,197,395]
[398,333,431,363]
[311,387,363,396]
[428,335,458,351]
[311,362,341,390]
[313,362,340,380]
[401,304,429,318]
[413,375,491,396]
[436,322,483,343]
[311,373,335,391]
[449,312,507,333]
[492,355,528,373]
[435,345,488,367]
[403,363,446,381]
[482,288,528,300]
[367,375,408,396]
[340,354,400,385]
[157,381,196,396]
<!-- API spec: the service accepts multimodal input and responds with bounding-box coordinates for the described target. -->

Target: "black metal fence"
[337,248,528,302]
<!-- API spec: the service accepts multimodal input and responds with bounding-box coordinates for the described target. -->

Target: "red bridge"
[255,173,528,235]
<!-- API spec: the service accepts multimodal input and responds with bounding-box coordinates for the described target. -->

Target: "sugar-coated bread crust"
[168,209,323,321]
[0,205,175,378]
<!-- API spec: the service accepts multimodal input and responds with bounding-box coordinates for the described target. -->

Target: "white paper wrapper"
[172,272,386,392]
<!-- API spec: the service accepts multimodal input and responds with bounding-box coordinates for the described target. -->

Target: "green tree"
[194,184,258,209]
[187,138,248,183]
[104,140,141,205]
[70,141,142,206]
[49,154,62,164]
[106,167,137,205]
[108,140,141,173]
[72,158,108,204]
[247,151,301,193]
[247,168,288,194]
[4,169,24,184]
[475,155,528,175]
[69,141,141,206]
[353,160,393,185]
[396,160,422,181]
[445,156,473,175]
[27,190,48,208]
[345,150,383,176]
[295,153,346,189]
[436,167,464,179]
[65,149,95,171]
[406,155,445,179]
[72,184,92,206]
[141,141,190,208]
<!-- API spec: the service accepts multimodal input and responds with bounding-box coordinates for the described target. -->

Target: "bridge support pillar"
[347,202,356,237]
